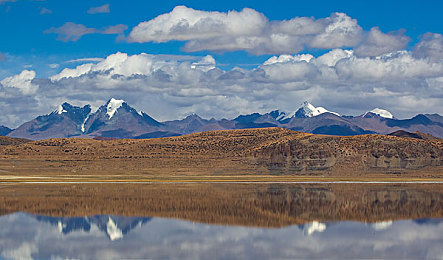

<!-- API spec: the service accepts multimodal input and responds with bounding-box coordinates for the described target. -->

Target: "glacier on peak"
[368,108,394,119]
[106,98,125,119]
[56,104,67,115]
[279,101,339,120]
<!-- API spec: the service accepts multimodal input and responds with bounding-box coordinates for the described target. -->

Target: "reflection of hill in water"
[1,184,442,227]
[36,215,151,240]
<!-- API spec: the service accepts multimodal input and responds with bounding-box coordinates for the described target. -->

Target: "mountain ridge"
[5,99,443,140]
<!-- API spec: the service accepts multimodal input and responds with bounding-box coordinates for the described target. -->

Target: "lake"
[0,183,442,259]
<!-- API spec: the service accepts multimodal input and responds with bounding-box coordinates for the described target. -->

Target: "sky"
[0,0,442,127]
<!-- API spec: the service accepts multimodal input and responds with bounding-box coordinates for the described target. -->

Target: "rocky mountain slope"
[0,126,12,136]
[5,99,443,140]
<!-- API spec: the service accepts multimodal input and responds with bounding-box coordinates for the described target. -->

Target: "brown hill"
[388,130,439,140]
[0,128,441,176]
[0,136,29,146]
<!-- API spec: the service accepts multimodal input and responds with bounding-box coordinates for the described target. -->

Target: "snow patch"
[81,114,90,132]
[369,108,394,119]
[56,104,67,115]
[106,217,123,241]
[106,98,125,119]
[275,111,287,121]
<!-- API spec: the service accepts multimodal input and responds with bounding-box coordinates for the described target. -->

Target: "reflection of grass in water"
[2,175,443,183]
[0,183,442,227]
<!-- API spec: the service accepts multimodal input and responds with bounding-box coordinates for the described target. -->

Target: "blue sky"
[0,0,442,126]
[1,0,441,75]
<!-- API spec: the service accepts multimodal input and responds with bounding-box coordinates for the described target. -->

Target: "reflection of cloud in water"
[0,213,442,260]
[371,220,393,231]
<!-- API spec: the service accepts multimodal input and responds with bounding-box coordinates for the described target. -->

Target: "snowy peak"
[53,102,91,116]
[56,104,67,115]
[51,102,91,125]
[106,98,125,119]
[368,108,394,119]
[295,101,339,118]
[280,101,339,120]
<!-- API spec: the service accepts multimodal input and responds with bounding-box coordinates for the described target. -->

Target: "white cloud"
[1,49,442,127]
[310,12,362,49]
[129,6,267,43]
[413,33,443,60]
[0,70,37,94]
[354,27,410,57]
[87,4,110,14]
[128,6,366,55]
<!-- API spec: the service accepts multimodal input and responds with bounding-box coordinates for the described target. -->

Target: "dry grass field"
[0,128,441,181]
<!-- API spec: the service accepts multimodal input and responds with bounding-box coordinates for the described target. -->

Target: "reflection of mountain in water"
[413,218,443,225]
[1,213,443,260]
[36,215,152,240]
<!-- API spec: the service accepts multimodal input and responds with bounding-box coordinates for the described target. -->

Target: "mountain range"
[3,98,443,140]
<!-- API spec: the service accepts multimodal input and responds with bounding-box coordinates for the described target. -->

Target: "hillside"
[0,128,441,176]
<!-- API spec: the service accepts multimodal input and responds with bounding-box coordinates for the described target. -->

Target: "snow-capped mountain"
[6,99,443,140]
[8,102,91,140]
[364,108,395,119]
[278,101,340,121]
[82,98,164,138]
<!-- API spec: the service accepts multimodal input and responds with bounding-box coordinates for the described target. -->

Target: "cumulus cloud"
[44,22,127,42]
[0,48,442,127]
[0,70,37,94]
[129,6,365,54]
[128,6,417,56]
[354,27,410,57]
[413,33,443,60]
[87,4,110,14]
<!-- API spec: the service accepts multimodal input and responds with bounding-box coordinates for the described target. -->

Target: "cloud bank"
[128,6,409,56]
[0,45,442,127]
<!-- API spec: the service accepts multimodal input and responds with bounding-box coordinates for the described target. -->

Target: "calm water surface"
[0,183,442,259]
